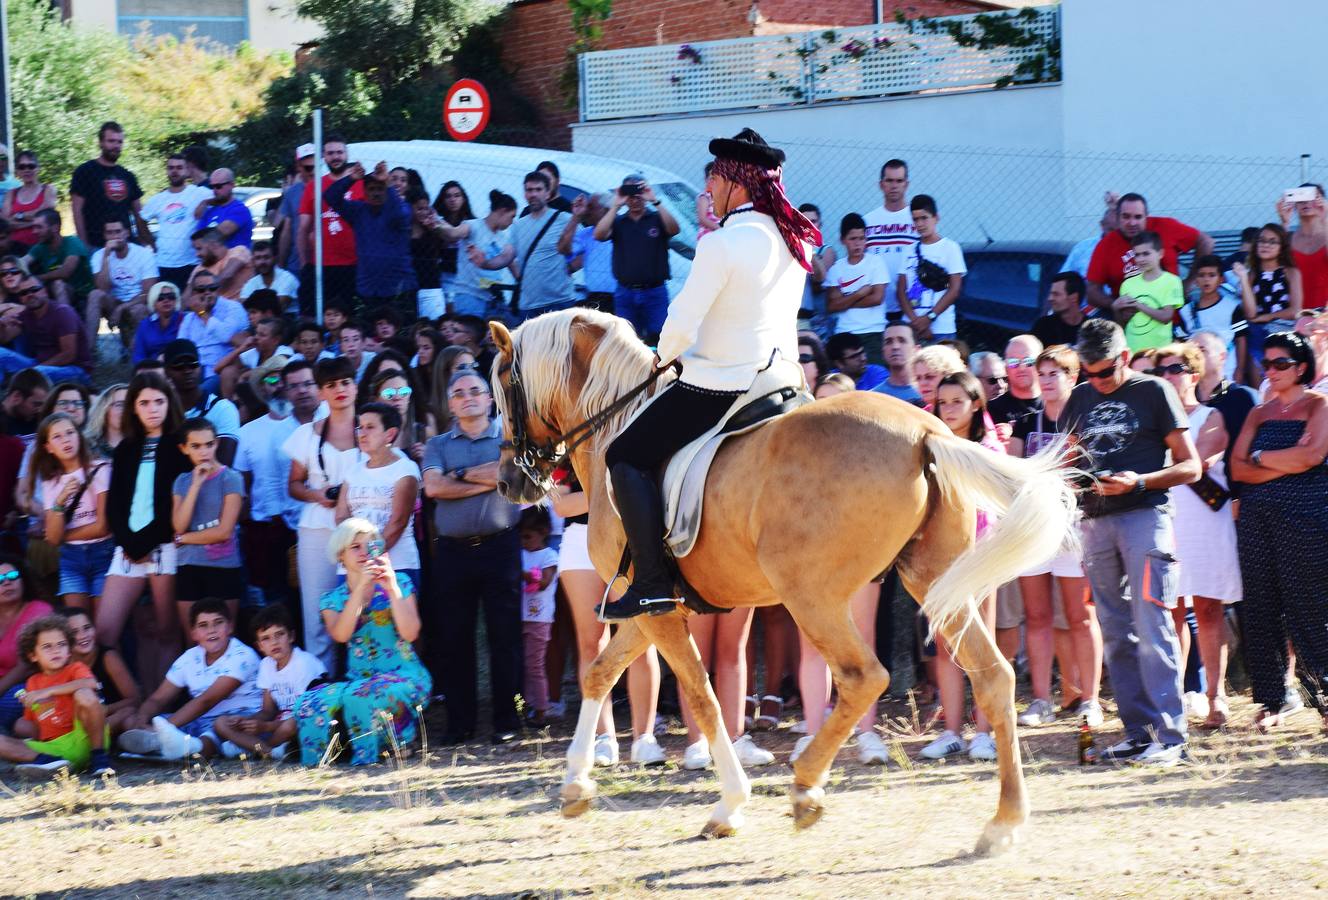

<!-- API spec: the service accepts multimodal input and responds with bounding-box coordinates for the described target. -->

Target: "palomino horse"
[488,310,1077,855]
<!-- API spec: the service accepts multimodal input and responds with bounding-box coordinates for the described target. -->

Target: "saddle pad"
[663,356,809,558]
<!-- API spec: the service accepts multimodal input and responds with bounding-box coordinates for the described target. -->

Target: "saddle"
[609,352,812,614]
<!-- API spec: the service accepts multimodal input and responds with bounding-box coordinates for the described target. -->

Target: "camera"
[325,485,341,501]
[1285,186,1319,204]
[620,183,642,197]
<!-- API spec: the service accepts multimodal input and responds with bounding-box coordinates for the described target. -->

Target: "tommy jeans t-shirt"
[826,253,888,335]
[1062,372,1188,518]
[863,205,919,314]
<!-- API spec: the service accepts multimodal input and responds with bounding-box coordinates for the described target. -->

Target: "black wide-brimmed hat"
[708,128,786,169]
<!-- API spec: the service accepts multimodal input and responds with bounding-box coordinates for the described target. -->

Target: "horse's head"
[489,310,656,505]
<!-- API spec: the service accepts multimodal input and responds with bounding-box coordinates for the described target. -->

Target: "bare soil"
[4,694,1328,899]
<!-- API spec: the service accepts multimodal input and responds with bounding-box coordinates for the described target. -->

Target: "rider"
[601,129,822,619]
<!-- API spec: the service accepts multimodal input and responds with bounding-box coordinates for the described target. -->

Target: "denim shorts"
[58,538,115,598]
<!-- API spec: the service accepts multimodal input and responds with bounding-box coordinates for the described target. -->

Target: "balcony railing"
[579,5,1060,122]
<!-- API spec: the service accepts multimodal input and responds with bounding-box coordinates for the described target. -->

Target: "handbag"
[510,210,563,313]
[1186,472,1230,512]
[914,242,951,293]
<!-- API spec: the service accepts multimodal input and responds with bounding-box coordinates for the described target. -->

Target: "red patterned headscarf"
[711,157,823,272]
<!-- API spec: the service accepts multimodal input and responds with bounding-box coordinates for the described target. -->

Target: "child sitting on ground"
[518,507,559,725]
[213,604,326,760]
[118,598,263,760]
[59,606,140,737]
[0,615,115,779]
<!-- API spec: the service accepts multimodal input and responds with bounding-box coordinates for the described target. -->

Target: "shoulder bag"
[510,211,563,314]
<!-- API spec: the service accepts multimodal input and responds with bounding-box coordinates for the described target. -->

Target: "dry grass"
[3,695,1328,899]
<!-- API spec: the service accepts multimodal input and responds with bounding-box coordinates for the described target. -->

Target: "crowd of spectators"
[0,123,1326,782]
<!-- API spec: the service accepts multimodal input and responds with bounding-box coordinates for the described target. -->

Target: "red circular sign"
[444,79,491,142]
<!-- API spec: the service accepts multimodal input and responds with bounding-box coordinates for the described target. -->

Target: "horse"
[487,308,1077,855]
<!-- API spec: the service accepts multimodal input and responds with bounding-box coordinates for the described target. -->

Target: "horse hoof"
[974,820,1021,857]
[701,812,742,838]
[560,780,596,818]
[791,785,825,830]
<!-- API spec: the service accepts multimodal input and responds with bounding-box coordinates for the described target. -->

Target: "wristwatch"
[1133,476,1147,493]
[1251,449,1264,467]
[455,467,468,482]
[926,311,938,322]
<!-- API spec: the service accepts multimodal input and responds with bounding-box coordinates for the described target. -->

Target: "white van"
[346,140,701,298]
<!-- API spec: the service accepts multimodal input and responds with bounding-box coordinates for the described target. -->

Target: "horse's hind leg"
[562,618,651,818]
[641,610,750,837]
[899,514,1028,856]
[777,585,890,830]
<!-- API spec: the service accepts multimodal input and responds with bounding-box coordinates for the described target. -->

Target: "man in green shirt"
[23,209,94,305]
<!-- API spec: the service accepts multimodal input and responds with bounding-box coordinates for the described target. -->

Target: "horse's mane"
[498,308,660,452]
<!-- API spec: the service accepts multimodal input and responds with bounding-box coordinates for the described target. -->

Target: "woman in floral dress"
[295,518,431,765]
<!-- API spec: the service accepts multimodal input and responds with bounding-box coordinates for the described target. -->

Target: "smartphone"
[367,539,386,560]
[1285,186,1319,204]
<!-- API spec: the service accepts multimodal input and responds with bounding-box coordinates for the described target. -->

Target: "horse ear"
[490,321,514,356]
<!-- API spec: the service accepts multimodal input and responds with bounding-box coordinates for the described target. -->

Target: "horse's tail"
[919,433,1080,637]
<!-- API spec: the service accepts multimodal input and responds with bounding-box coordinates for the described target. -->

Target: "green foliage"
[560,0,613,108]
[6,0,293,193]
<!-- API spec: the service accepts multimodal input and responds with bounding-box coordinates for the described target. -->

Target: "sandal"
[753,695,784,731]
[744,695,758,732]
[1202,696,1229,729]
[1253,706,1283,733]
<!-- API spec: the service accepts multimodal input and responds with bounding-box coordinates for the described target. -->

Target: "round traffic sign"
[444,79,491,142]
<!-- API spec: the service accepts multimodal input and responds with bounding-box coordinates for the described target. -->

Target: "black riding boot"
[601,462,678,619]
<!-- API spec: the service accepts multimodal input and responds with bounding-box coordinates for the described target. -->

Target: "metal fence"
[571,128,1311,248]
[579,6,1060,122]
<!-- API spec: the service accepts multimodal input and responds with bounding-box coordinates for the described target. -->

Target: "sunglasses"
[16,286,42,298]
[0,570,22,583]
[1004,357,1037,369]
[1083,360,1120,380]
[15,163,35,171]
[1263,356,1299,371]
[1150,363,1191,376]
[168,360,200,370]
[209,180,233,189]
[0,269,20,277]
[982,375,1008,386]
[798,353,816,364]
[449,387,489,399]
[194,285,219,293]
[380,386,413,399]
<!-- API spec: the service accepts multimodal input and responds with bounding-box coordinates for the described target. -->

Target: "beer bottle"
[1077,715,1097,765]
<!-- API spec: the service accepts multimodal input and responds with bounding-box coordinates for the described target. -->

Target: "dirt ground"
[3,693,1328,900]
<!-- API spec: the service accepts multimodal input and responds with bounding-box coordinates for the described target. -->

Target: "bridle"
[497,347,678,493]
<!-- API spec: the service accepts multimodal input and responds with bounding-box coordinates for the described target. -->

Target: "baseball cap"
[295,143,316,161]
[163,339,200,367]
[620,173,646,187]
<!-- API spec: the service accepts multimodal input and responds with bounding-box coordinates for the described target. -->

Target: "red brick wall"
[500,0,1012,148]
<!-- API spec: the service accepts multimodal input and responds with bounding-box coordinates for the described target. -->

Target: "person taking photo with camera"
[594,174,679,344]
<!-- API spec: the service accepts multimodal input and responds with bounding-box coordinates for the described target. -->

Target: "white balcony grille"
[580,6,1060,122]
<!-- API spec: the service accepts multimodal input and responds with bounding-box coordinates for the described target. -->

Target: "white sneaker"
[153,716,203,760]
[1017,698,1056,727]
[1135,741,1187,768]
[592,733,619,767]
[968,732,998,761]
[1079,698,1105,728]
[919,730,967,760]
[733,734,775,767]
[118,728,161,756]
[790,720,808,735]
[682,738,712,770]
[630,733,666,766]
[857,730,889,765]
[220,740,244,759]
[1185,691,1210,719]
[789,734,815,764]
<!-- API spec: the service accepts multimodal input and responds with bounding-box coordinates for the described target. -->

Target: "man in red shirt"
[297,133,361,317]
[1086,192,1213,313]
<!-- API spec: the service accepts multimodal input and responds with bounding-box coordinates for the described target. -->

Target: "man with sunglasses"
[142,154,212,289]
[987,334,1044,427]
[178,269,248,397]
[163,339,240,466]
[0,278,92,384]
[194,168,254,250]
[1061,318,1201,767]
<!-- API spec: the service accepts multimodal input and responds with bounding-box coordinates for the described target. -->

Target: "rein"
[499,350,678,490]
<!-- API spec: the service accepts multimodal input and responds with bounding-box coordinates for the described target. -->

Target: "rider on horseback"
[601,129,822,620]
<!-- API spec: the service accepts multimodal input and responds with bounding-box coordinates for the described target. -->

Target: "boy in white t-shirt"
[334,402,421,582]
[896,194,966,343]
[116,599,263,760]
[825,213,888,365]
[214,605,326,760]
[518,507,559,724]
